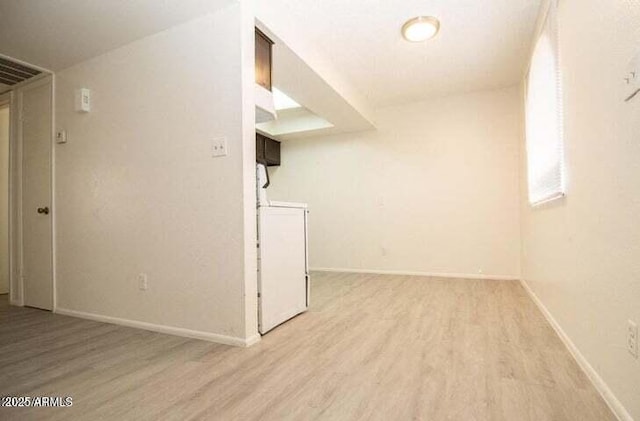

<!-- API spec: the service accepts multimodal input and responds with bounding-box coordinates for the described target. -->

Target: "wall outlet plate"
[56,129,67,144]
[212,137,228,157]
[628,319,638,358]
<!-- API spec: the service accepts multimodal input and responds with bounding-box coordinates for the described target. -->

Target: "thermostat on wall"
[74,88,91,112]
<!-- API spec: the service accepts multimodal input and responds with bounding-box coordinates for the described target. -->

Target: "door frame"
[0,93,12,298]
[2,72,56,309]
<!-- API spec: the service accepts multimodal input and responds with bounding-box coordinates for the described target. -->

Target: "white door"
[21,78,53,310]
[258,206,308,334]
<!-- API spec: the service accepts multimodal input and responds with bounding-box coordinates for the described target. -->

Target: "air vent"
[0,57,41,86]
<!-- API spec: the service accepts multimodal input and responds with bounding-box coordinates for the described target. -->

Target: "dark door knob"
[37,207,49,215]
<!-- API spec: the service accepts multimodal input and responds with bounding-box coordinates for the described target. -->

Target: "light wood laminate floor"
[0,273,614,420]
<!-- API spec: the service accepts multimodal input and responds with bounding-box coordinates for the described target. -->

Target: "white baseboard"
[311,267,518,281]
[519,280,632,421]
[244,334,261,347]
[55,307,260,348]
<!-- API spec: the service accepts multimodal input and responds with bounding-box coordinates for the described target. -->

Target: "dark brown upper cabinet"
[256,133,280,166]
[255,28,274,91]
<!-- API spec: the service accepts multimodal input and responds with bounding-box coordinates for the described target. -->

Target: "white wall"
[0,106,8,294]
[54,5,258,345]
[270,87,522,279]
[520,0,640,419]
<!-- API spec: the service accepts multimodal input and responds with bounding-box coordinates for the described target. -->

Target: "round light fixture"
[401,16,440,42]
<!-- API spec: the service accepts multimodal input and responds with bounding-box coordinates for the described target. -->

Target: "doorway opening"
[0,55,54,311]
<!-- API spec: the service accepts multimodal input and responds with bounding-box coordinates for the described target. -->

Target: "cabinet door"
[264,137,280,166]
[255,29,273,91]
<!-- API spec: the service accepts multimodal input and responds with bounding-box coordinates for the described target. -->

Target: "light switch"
[212,137,228,157]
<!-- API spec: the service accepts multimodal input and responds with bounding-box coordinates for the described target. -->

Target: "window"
[525,1,564,205]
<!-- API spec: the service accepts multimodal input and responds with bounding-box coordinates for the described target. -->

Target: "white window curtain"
[525,0,564,205]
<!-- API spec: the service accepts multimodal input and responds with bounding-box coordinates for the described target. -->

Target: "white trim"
[2,89,23,307]
[244,334,261,347]
[311,267,518,281]
[50,74,57,312]
[519,279,633,421]
[55,307,261,348]
[15,88,24,306]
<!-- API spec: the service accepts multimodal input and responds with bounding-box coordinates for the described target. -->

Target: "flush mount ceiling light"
[401,16,440,42]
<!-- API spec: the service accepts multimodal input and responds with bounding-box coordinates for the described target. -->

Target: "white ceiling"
[265,0,541,107]
[0,0,542,130]
[0,0,233,71]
